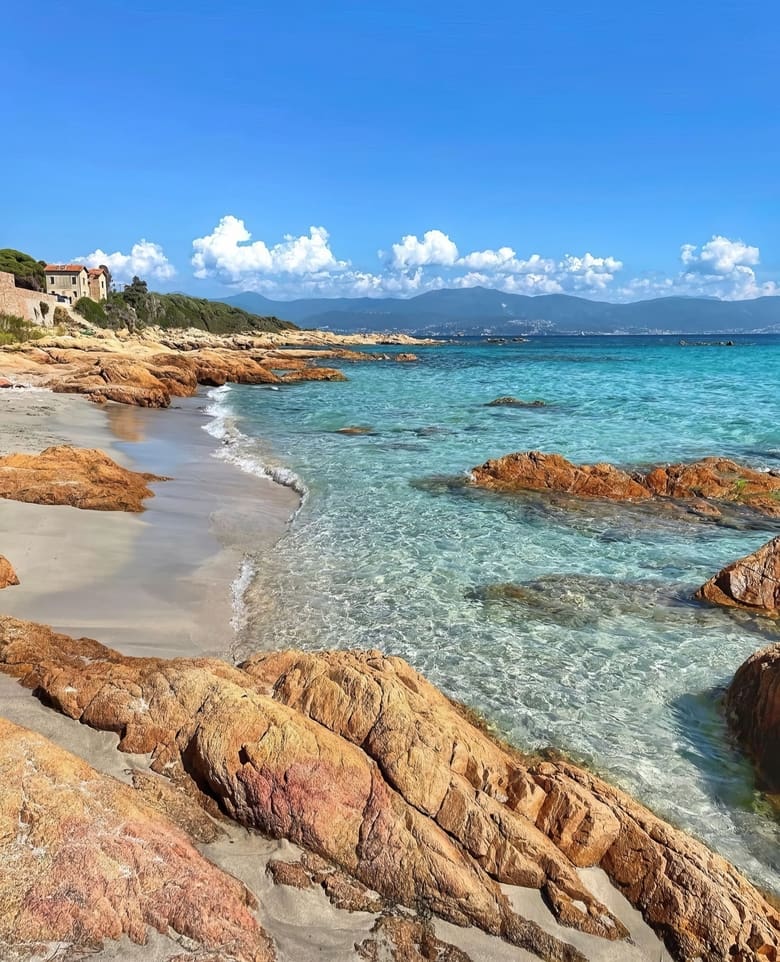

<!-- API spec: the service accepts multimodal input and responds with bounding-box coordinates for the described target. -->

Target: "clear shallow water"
[209,335,780,892]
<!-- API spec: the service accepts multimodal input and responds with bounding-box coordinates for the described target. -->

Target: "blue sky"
[2,0,778,301]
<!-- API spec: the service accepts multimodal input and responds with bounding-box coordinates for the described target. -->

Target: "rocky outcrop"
[281,366,347,383]
[696,536,780,617]
[471,450,780,518]
[473,451,648,500]
[0,334,412,408]
[0,716,275,962]
[0,555,19,588]
[244,649,780,962]
[356,913,473,961]
[0,616,587,962]
[0,617,777,962]
[268,851,384,914]
[0,445,165,511]
[725,644,780,793]
[486,396,546,407]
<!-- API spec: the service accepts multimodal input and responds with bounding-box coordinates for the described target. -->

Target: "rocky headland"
[471,450,780,519]
[0,327,427,409]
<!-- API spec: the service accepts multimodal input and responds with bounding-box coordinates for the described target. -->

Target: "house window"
[72,277,77,285]
[49,276,55,284]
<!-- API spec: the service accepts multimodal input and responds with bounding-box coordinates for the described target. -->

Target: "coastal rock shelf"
[471,450,780,519]
[0,444,164,512]
[0,616,777,962]
[0,554,19,588]
[0,716,275,962]
[0,330,423,408]
[726,644,780,794]
[697,535,780,617]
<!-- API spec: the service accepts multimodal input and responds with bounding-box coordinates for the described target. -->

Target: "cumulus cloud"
[680,235,759,274]
[186,218,777,301]
[390,229,459,269]
[192,215,348,283]
[614,235,777,301]
[79,240,175,283]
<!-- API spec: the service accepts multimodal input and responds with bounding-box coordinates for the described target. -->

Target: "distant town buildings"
[44,264,111,305]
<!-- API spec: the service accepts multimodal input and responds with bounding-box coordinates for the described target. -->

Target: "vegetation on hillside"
[0,312,48,345]
[0,249,46,292]
[74,276,295,335]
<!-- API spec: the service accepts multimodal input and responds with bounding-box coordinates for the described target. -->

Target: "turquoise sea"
[206,334,780,893]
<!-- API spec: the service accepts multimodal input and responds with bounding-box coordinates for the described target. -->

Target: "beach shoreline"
[0,385,299,660]
[0,378,685,962]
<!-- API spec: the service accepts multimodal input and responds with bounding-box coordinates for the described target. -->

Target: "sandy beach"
[0,382,682,962]
[0,387,297,658]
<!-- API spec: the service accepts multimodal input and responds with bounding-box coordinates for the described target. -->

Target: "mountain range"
[221,287,780,335]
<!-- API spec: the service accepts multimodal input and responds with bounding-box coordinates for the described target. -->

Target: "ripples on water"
[210,335,780,892]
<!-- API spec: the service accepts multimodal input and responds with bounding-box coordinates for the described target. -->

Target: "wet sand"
[0,389,297,658]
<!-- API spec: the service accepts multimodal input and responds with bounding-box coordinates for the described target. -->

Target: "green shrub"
[74,297,108,326]
[53,306,71,326]
[0,312,46,344]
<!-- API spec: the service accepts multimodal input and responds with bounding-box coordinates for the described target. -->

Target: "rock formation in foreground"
[0,617,777,961]
[0,716,275,962]
[0,445,165,511]
[471,450,780,518]
[696,536,780,617]
[0,554,19,588]
[725,643,780,795]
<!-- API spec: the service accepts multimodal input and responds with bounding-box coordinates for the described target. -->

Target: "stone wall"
[0,271,65,327]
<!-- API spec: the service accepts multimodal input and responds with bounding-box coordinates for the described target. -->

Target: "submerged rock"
[467,575,691,629]
[0,716,275,962]
[0,555,19,589]
[725,644,780,794]
[281,366,347,382]
[336,425,375,435]
[696,536,780,617]
[0,616,778,961]
[0,445,165,512]
[471,450,780,519]
[486,396,547,407]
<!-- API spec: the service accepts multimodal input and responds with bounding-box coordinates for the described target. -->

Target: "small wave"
[230,556,255,632]
[201,385,309,506]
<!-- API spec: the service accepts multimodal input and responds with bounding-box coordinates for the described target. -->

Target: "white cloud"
[613,236,777,301]
[79,240,175,283]
[680,235,759,274]
[391,229,459,269]
[187,218,777,302]
[192,215,348,282]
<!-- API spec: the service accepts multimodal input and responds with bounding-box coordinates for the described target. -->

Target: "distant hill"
[221,287,780,335]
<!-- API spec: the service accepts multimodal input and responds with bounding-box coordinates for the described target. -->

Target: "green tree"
[0,249,46,292]
[122,276,148,307]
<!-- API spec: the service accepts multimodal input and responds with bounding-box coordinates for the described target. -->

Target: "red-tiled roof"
[44,264,86,273]
[87,267,108,277]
